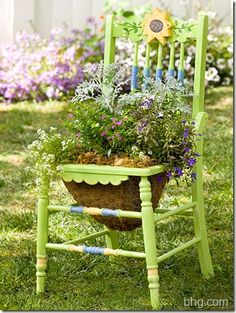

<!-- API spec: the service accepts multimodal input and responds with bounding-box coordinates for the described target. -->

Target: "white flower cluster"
[28,128,77,190]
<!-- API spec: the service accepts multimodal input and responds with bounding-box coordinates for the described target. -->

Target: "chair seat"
[61,163,166,186]
[62,163,166,176]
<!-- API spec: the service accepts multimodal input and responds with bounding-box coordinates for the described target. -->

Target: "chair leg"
[105,227,119,249]
[140,177,160,310]
[36,176,49,293]
[105,227,119,264]
[192,166,214,278]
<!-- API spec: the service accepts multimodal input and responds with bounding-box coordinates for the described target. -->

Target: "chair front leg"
[36,175,49,293]
[140,176,160,310]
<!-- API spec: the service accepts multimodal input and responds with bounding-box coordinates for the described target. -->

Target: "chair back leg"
[105,228,119,249]
[192,163,214,278]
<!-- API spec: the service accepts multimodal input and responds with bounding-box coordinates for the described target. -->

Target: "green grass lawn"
[0,86,233,310]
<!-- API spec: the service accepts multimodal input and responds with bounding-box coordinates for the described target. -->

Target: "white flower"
[227,45,233,54]
[227,59,233,75]
[216,58,225,70]
[185,56,192,64]
[187,46,195,55]
[224,26,233,35]
[205,67,218,81]
[49,127,57,132]
[175,59,180,68]
[56,165,63,172]
[206,53,214,63]
[214,75,220,82]
[222,77,231,86]
[207,11,217,20]
[227,58,233,69]
[207,34,217,42]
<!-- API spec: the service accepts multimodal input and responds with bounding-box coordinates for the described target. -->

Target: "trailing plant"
[28,128,77,188]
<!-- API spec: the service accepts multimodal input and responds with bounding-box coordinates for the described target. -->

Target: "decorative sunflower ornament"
[143,9,172,45]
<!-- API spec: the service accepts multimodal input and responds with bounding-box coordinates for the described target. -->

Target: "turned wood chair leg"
[140,176,160,310]
[36,176,49,293]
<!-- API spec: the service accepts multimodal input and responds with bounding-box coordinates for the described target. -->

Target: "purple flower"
[183,128,190,138]
[101,131,107,137]
[167,171,172,178]
[157,175,163,183]
[182,120,187,124]
[194,153,201,157]
[115,133,124,141]
[137,121,147,132]
[184,147,190,153]
[67,113,74,118]
[141,98,153,109]
[174,167,183,176]
[86,17,96,25]
[188,158,196,166]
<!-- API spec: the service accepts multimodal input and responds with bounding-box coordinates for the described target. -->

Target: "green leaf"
[122,11,134,18]
[107,148,112,157]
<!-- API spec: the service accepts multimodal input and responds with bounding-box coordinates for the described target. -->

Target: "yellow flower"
[143,9,172,45]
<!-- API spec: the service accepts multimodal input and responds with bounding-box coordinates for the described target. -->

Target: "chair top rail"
[111,15,198,42]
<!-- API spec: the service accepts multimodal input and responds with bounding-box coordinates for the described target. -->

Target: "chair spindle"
[155,43,163,81]
[168,42,175,77]
[131,42,139,90]
[177,42,185,84]
[144,44,151,89]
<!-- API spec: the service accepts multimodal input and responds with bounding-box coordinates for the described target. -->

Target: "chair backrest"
[103,9,208,119]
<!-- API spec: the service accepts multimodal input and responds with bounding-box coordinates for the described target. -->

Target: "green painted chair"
[36,9,214,309]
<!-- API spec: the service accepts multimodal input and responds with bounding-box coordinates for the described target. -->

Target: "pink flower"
[115,120,123,126]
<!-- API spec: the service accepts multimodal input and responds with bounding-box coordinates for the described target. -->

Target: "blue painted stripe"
[70,205,84,214]
[144,67,150,79]
[101,209,118,217]
[143,68,150,90]
[155,68,162,81]
[177,70,184,84]
[131,65,138,90]
[83,245,105,255]
[168,69,175,77]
